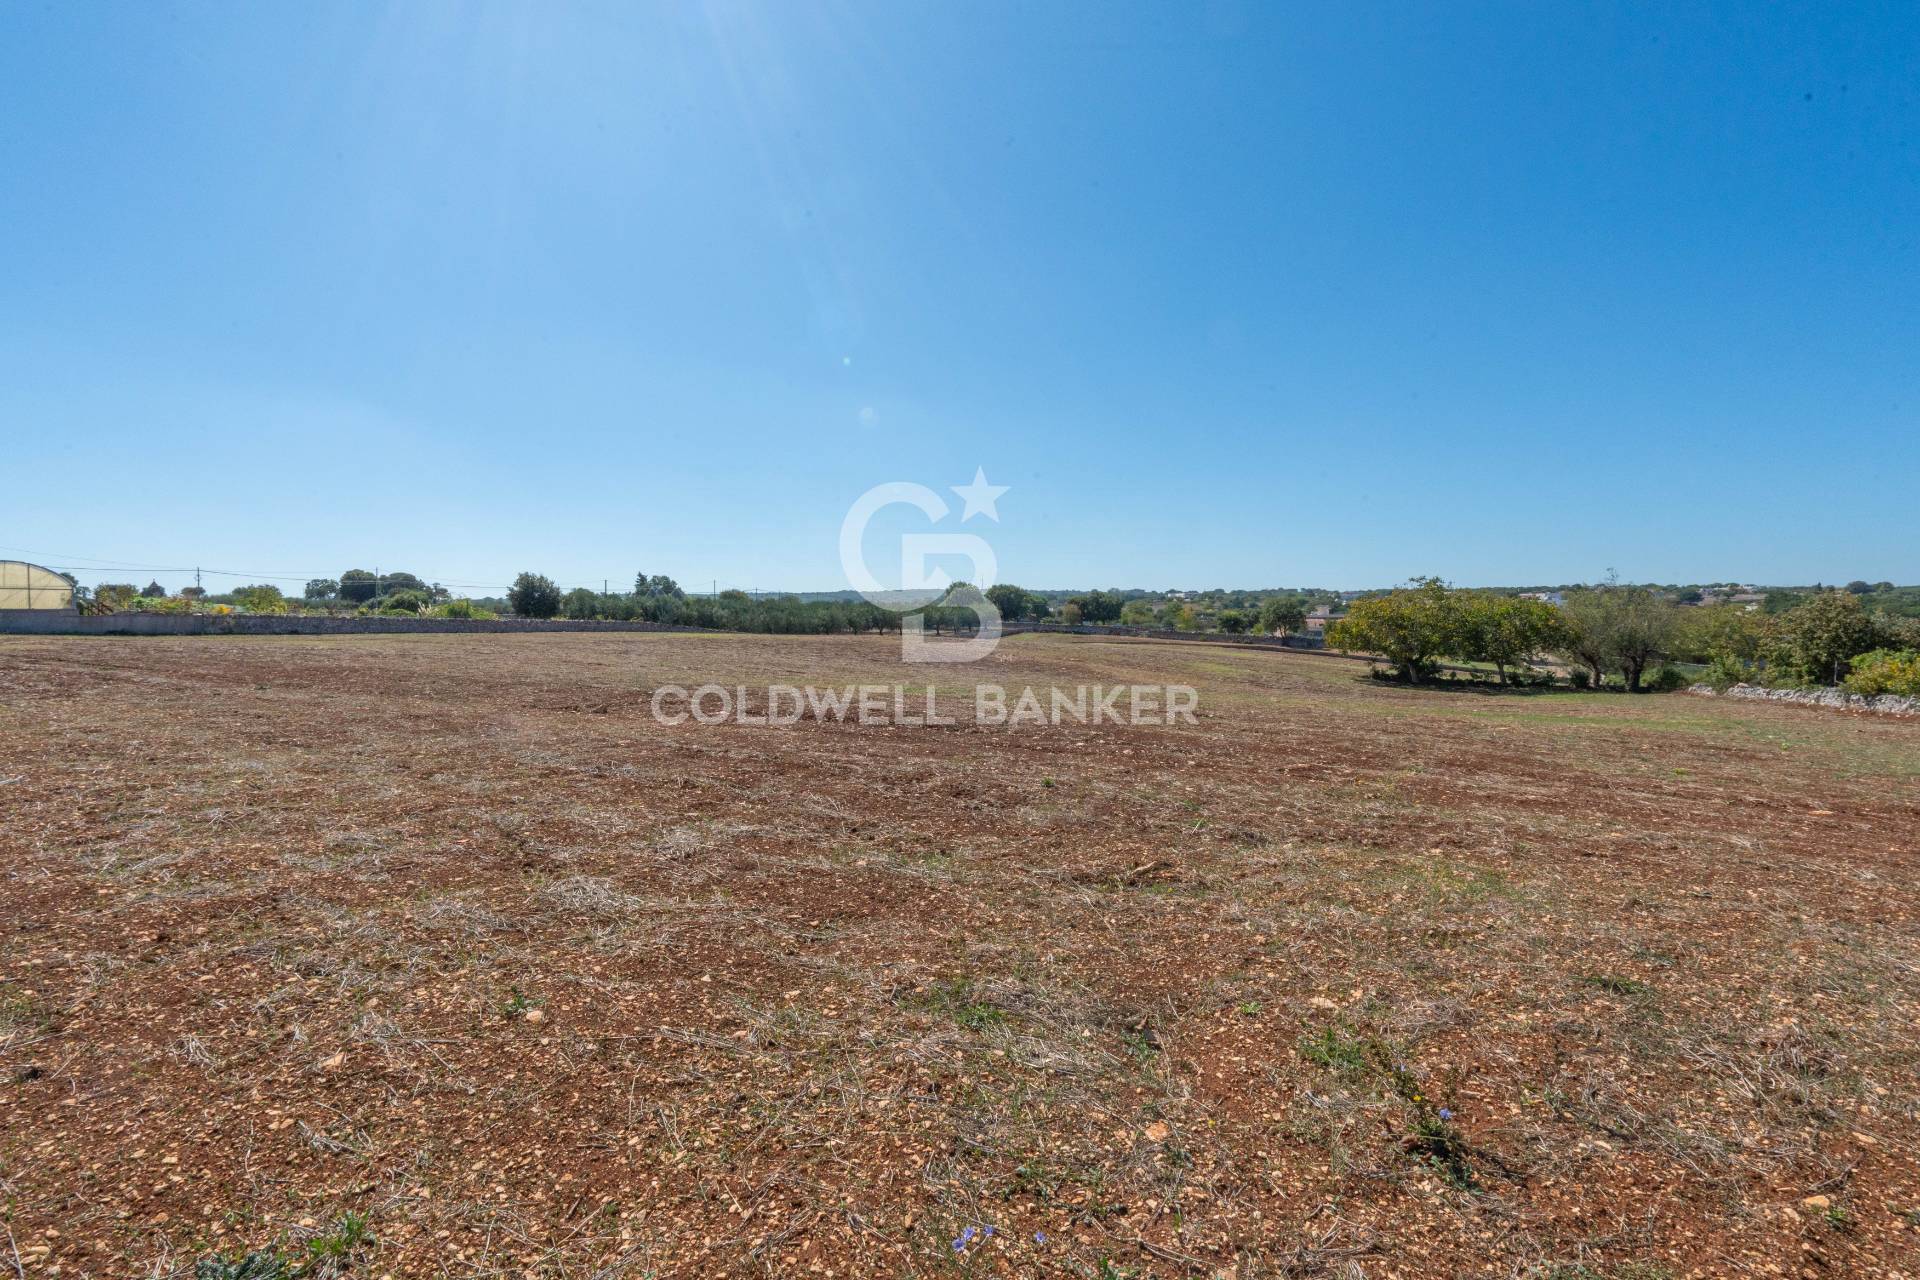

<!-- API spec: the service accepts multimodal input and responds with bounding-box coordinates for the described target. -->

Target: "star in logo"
[951,467,1009,522]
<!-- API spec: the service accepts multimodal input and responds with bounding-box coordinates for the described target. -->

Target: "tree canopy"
[508,572,564,619]
[1258,595,1309,635]
[1555,583,1680,691]
[1325,577,1461,683]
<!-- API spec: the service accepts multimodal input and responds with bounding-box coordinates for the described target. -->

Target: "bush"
[1568,668,1591,690]
[1768,591,1877,685]
[1703,653,1753,690]
[1644,664,1691,693]
[1842,649,1920,697]
[194,1250,291,1280]
[231,584,289,614]
[379,588,431,614]
[1873,613,1920,650]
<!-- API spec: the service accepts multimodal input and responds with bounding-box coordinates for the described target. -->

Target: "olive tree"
[1258,595,1309,635]
[1457,593,1568,685]
[1325,576,1460,683]
[1557,583,1678,692]
[508,572,564,619]
[986,583,1047,622]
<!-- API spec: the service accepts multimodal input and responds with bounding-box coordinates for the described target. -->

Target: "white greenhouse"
[0,561,78,611]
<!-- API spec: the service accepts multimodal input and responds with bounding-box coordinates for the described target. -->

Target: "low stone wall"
[1,611,1341,649]
[1005,622,1324,650]
[1688,682,1920,718]
[0,611,701,638]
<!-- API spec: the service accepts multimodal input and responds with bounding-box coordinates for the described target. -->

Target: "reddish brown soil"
[1,632,1917,1279]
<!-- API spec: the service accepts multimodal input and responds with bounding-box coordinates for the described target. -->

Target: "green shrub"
[1644,665,1690,693]
[1842,649,1920,697]
[379,588,431,614]
[1297,1025,1379,1075]
[231,584,289,615]
[1703,653,1753,690]
[1758,664,1810,690]
[194,1251,292,1280]
[191,1212,371,1280]
[304,1210,372,1267]
[1769,590,1877,685]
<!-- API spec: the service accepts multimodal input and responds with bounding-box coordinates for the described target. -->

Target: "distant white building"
[1698,586,1764,610]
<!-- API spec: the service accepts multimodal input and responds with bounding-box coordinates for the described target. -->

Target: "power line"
[0,543,514,592]
[0,542,722,599]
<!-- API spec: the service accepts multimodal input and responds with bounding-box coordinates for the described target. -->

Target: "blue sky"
[2,1,1915,596]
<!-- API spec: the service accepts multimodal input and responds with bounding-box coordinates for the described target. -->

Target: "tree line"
[70,568,1920,697]
[1327,577,1920,694]
[506,572,946,635]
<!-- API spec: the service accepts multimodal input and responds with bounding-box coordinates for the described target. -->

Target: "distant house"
[1698,586,1764,611]
[1519,591,1564,606]
[1304,604,1344,635]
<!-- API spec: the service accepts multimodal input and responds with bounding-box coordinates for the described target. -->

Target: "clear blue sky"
[2,1,1915,596]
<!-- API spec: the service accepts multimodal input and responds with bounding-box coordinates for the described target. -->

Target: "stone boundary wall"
[0,611,704,638]
[0,611,1338,647]
[1687,682,1920,718]
[0,612,1349,654]
[1004,622,1325,650]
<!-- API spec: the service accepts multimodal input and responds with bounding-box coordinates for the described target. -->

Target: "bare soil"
[2,632,1917,1279]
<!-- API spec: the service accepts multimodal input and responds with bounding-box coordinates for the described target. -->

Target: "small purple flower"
[982,1225,995,1238]
[952,1237,967,1253]
[1035,1232,1048,1244]
[1439,1107,1453,1120]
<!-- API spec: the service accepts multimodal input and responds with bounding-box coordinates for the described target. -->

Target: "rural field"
[2,631,1918,1280]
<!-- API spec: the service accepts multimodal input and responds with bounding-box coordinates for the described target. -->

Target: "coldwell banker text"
[650,684,1200,728]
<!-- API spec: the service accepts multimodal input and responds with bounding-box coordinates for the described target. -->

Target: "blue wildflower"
[982,1225,995,1238]
[1035,1232,1048,1244]
[1439,1107,1453,1120]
